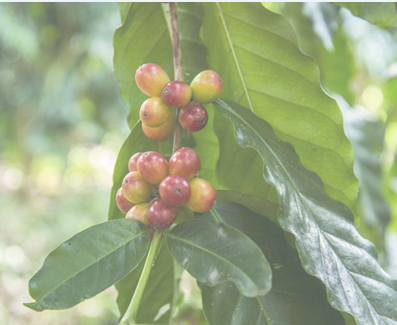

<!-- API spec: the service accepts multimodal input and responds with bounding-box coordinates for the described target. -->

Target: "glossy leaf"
[167,217,272,298]
[334,3,397,28]
[217,190,279,225]
[116,242,175,324]
[201,198,345,325]
[201,2,358,214]
[24,219,150,311]
[215,99,397,325]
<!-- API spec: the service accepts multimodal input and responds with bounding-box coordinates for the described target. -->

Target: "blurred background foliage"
[1,2,396,325]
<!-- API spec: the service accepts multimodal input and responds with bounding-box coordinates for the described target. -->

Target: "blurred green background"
[1,2,397,325]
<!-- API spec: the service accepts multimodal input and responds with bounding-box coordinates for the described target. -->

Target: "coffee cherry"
[135,63,170,97]
[116,188,135,213]
[169,147,200,181]
[161,81,192,107]
[187,178,217,213]
[137,151,168,185]
[126,202,150,226]
[140,97,172,127]
[142,111,175,142]
[159,175,191,207]
[190,70,223,104]
[128,152,143,172]
[122,171,155,204]
[148,197,178,229]
[179,101,208,132]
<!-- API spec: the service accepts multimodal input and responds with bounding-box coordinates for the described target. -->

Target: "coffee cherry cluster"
[116,148,217,230]
[135,63,223,140]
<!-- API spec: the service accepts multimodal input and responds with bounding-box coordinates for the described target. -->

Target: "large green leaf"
[167,217,272,298]
[116,242,175,324]
[24,219,150,311]
[201,198,345,325]
[334,3,397,28]
[215,99,397,325]
[201,2,358,215]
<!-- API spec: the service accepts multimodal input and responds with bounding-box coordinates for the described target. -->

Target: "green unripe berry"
[187,178,217,213]
[122,171,155,204]
[190,70,223,104]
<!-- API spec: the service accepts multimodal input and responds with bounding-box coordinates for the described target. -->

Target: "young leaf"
[201,198,345,325]
[116,243,175,324]
[214,99,397,325]
[201,2,358,215]
[24,219,150,311]
[167,217,272,298]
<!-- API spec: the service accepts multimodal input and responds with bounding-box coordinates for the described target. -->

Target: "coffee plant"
[25,3,397,325]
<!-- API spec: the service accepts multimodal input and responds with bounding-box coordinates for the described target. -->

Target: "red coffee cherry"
[169,147,200,181]
[140,97,171,127]
[148,197,178,229]
[137,151,169,185]
[159,175,191,207]
[126,202,150,226]
[135,63,170,97]
[187,178,217,213]
[142,111,175,142]
[122,171,155,204]
[116,188,135,213]
[179,101,208,132]
[190,70,223,104]
[161,80,192,107]
[128,152,143,172]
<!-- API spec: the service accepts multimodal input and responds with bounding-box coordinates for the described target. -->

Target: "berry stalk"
[169,2,183,154]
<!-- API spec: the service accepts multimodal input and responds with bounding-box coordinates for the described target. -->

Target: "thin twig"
[169,2,183,154]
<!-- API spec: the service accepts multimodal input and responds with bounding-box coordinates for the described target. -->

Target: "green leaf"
[334,3,397,28]
[24,219,150,311]
[167,216,272,298]
[108,121,161,221]
[201,2,358,215]
[116,242,175,324]
[113,3,173,127]
[201,198,345,325]
[215,99,397,325]
[217,190,279,225]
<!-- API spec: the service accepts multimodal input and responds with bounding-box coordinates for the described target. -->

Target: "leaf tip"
[23,301,44,312]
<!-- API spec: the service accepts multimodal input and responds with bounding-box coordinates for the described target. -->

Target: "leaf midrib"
[216,2,254,113]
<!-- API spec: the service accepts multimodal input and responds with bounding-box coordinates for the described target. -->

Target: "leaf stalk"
[119,230,163,325]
